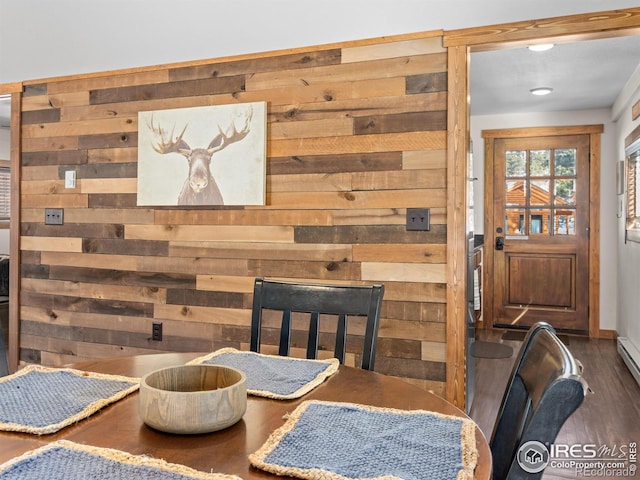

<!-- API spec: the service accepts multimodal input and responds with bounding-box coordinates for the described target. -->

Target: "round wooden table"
[0,353,491,479]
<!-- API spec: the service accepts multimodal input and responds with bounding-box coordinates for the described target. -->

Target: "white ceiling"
[470,35,640,116]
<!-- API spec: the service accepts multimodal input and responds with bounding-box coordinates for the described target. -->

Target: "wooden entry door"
[483,127,600,334]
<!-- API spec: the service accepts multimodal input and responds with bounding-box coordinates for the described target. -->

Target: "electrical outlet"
[44,208,64,225]
[152,321,163,341]
[406,208,430,231]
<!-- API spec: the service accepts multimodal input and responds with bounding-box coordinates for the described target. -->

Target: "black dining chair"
[490,322,589,480]
[249,277,384,371]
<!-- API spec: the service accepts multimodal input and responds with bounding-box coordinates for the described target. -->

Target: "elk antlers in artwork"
[147,116,191,155]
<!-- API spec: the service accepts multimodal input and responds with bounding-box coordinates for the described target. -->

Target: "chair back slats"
[334,314,348,363]
[250,277,384,370]
[278,310,292,357]
[307,312,320,360]
[490,322,589,480]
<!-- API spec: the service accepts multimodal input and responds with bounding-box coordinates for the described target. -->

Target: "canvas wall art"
[137,101,267,206]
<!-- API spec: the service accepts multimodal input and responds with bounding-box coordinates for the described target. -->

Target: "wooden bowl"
[139,364,247,434]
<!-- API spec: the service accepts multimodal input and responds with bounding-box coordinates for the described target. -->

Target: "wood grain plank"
[247,54,447,90]
[82,238,169,256]
[383,301,446,322]
[246,259,362,281]
[40,252,139,270]
[87,148,137,164]
[270,118,353,140]
[341,37,445,63]
[21,236,83,253]
[47,69,170,94]
[165,289,245,309]
[353,244,446,263]
[23,117,137,138]
[403,149,447,169]
[22,165,61,181]
[137,256,247,276]
[22,109,61,125]
[125,225,294,243]
[21,136,80,153]
[88,193,137,208]
[80,178,137,194]
[153,304,250,326]
[155,209,332,226]
[351,169,446,190]
[406,72,448,94]
[270,131,446,157]
[193,275,256,293]
[22,223,124,239]
[269,172,352,192]
[169,49,342,81]
[21,193,88,209]
[22,150,87,167]
[361,262,446,283]
[22,207,155,225]
[269,188,446,209]
[21,277,167,304]
[269,92,447,121]
[379,318,446,342]
[169,242,352,262]
[354,111,446,135]
[47,265,195,289]
[268,152,402,175]
[22,91,89,111]
[90,76,245,104]
[294,224,447,244]
[382,281,446,303]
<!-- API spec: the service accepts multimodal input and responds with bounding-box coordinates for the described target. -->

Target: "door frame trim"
[482,125,603,337]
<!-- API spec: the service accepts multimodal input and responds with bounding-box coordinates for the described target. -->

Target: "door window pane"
[505,208,526,235]
[555,210,576,235]
[555,179,575,205]
[506,180,526,206]
[530,150,550,176]
[555,148,576,176]
[506,150,526,177]
[530,209,550,235]
[530,180,550,205]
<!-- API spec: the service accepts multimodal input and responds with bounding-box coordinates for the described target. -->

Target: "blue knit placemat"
[250,400,478,480]
[0,440,241,480]
[0,365,139,435]
[188,348,339,399]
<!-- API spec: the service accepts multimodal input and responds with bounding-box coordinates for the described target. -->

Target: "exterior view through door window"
[505,148,577,237]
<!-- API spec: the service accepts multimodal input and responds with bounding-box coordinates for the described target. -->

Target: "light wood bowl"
[139,364,247,434]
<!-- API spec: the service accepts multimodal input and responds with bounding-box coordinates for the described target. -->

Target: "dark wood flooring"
[470,329,640,480]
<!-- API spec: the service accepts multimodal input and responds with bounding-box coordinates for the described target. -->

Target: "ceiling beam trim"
[443,7,640,49]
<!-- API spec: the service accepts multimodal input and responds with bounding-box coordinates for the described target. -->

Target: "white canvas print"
[137,101,266,206]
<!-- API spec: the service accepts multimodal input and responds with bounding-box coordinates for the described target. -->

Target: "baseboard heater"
[617,337,640,388]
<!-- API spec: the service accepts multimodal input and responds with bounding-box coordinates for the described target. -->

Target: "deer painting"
[143,104,255,206]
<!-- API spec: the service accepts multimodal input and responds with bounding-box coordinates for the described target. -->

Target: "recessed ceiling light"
[530,87,553,96]
[528,44,555,52]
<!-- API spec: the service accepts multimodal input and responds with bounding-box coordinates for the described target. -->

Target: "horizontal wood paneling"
[18,32,449,393]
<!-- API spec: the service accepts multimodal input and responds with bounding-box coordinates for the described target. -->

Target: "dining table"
[0,352,491,479]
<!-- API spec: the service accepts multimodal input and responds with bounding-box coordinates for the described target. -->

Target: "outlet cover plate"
[406,208,430,231]
[44,208,64,225]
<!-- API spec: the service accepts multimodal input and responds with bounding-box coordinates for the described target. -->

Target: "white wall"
[470,109,618,331]
[613,68,640,348]
[0,129,10,255]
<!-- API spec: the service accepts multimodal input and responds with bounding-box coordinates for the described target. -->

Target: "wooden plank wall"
[18,32,450,394]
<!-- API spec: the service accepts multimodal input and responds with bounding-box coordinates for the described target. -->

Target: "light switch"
[65,170,76,189]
